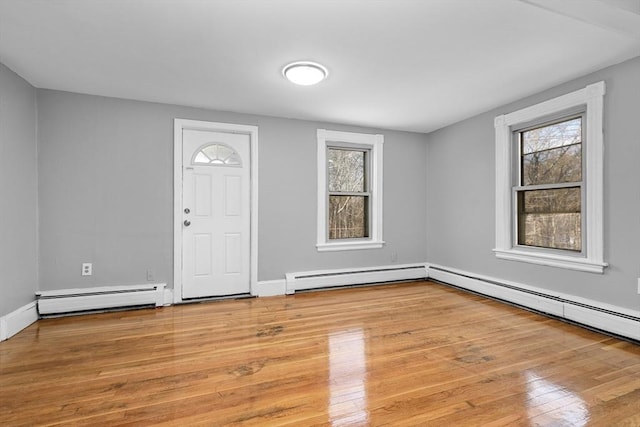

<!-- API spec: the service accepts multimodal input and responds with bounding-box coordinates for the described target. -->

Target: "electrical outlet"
[637,278,640,294]
[391,251,398,263]
[82,263,92,276]
[147,269,155,282]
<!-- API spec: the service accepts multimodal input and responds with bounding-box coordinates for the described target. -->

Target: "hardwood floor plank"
[1,280,639,426]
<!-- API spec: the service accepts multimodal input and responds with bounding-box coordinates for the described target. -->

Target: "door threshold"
[178,293,254,305]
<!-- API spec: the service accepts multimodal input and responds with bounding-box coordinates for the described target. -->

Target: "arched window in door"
[192,143,242,166]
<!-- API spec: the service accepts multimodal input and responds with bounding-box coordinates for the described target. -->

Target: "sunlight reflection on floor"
[329,328,369,426]
[526,371,589,426]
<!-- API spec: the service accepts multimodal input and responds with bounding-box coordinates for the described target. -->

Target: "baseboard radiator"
[286,263,428,294]
[428,265,640,342]
[37,284,166,316]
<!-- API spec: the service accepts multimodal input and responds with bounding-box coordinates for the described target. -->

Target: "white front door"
[181,129,251,298]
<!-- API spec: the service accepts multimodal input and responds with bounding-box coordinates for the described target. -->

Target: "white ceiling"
[0,0,638,133]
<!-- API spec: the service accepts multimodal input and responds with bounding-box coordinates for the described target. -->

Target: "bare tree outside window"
[327,148,369,239]
[517,117,582,251]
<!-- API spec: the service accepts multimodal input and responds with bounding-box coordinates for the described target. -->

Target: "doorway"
[174,119,258,301]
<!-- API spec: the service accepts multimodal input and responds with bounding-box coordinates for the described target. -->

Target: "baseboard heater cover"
[286,264,428,294]
[428,265,640,342]
[36,284,166,315]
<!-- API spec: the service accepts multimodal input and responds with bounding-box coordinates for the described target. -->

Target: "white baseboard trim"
[255,280,287,297]
[286,263,428,294]
[12,263,636,342]
[37,283,167,315]
[427,263,640,341]
[0,301,38,341]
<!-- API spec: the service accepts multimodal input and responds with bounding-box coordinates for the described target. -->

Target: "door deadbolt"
[184,208,190,214]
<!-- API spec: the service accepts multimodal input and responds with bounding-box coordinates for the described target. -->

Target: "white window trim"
[494,81,607,273]
[317,129,384,251]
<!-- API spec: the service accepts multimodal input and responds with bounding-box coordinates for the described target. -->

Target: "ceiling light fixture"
[282,61,328,86]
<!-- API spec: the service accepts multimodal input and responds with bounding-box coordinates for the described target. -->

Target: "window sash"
[328,195,370,239]
[515,186,582,252]
[327,147,368,193]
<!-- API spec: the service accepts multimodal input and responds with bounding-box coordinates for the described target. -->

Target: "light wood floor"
[1,281,639,426]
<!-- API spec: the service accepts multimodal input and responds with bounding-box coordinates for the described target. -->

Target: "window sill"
[493,248,607,274]
[317,240,385,252]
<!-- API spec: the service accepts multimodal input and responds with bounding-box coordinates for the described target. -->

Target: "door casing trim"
[173,119,258,303]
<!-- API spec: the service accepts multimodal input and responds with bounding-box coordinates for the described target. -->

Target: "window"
[317,129,384,251]
[494,81,606,273]
[516,115,583,252]
[192,143,242,166]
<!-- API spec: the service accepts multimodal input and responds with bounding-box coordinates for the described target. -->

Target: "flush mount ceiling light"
[282,61,328,86]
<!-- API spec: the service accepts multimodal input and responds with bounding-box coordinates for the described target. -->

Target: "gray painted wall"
[10,55,638,314]
[0,63,38,317]
[37,90,427,291]
[426,56,640,311]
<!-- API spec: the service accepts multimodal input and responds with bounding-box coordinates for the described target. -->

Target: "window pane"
[522,118,581,154]
[225,153,241,165]
[328,149,365,192]
[329,195,368,239]
[203,144,233,160]
[517,188,581,251]
[521,118,582,186]
[193,152,210,164]
[522,144,581,185]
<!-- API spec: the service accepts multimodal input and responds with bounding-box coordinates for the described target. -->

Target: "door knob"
[184,220,191,227]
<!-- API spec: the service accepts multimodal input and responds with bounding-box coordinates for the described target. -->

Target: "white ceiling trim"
[520,0,640,39]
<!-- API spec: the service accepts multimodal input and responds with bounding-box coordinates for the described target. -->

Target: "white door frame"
[173,118,258,303]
